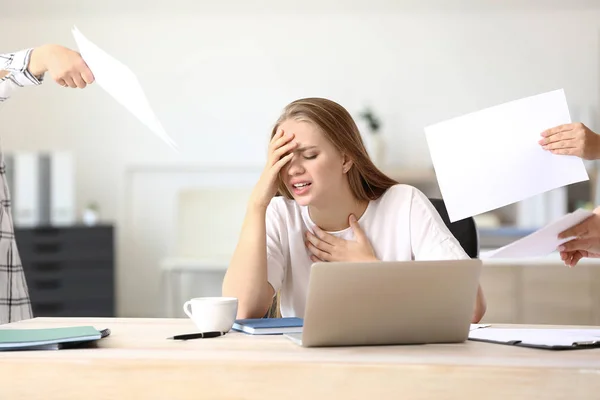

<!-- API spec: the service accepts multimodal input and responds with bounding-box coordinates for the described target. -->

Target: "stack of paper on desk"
[425,89,589,223]
[469,327,600,350]
[481,208,593,259]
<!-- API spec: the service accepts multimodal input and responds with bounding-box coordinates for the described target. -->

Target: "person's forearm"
[472,285,487,323]
[1,48,43,100]
[222,205,274,319]
[27,44,53,77]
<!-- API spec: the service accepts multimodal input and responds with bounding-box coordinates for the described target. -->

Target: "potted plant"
[359,107,381,134]
[82,201,100,226]
[358,107,385,166]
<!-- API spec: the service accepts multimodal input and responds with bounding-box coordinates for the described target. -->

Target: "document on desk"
[470,324,491,331]
[469,327,600,349]
[72,26,179,151]
[481,208,593,259]
[425,89,588,222]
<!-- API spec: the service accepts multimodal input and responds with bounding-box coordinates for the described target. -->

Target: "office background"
[1,0,600,320]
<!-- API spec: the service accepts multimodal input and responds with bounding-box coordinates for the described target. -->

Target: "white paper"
[72,26,179,151]
[469,328,600,347]
[469,324,491,331]
[481,208,593,259]
[425,89,588,222]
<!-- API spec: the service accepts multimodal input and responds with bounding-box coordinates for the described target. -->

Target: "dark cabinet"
[15,225,115,317]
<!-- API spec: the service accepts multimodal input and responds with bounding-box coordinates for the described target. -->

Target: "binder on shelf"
[49,152,75,226]
[13,152,41,227]
[8,151,75,227]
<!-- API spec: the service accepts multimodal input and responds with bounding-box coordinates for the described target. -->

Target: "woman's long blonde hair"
[271,97,398,200]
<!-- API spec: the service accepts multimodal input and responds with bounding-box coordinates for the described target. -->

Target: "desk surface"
[2,318,600,400]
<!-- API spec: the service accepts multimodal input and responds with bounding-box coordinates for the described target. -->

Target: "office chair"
[428,198,479,259]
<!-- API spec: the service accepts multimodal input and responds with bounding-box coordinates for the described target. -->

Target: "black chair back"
[428,198,479,259]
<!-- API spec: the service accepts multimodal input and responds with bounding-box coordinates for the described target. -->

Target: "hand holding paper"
[481,209,594,259]
[71,26,178,151]
[425,89,588,223]
[539,122,600,160]
[558,207,600,267]
[29,44,94,88]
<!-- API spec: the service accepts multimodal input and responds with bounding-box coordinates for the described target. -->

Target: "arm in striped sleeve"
[0,49,44,103]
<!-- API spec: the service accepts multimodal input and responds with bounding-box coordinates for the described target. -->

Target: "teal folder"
[0,326,110,351]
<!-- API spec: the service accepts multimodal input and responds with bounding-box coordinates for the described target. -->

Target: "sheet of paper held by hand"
[425,89,588,222]
[481,209,593,259]
[72,26,179,151]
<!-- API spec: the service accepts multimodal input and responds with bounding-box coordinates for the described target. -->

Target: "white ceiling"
[2,0,600,17]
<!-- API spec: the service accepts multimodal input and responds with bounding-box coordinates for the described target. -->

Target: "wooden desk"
[2,318,600,399]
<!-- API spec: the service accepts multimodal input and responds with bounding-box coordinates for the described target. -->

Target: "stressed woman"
[222,98,486,322]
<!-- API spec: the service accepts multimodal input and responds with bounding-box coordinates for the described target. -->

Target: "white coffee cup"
[183,297,238,333]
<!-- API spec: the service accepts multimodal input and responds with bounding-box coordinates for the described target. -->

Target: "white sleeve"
[409,188,469,260]
[265,200,287,293]
[0,49,43,104]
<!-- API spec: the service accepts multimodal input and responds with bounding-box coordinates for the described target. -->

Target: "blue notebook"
[232,318,303,335]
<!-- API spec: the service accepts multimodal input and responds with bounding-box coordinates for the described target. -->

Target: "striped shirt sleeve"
[0,48,44,103]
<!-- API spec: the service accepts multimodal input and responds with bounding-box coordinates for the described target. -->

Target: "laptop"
[285,259,482,347]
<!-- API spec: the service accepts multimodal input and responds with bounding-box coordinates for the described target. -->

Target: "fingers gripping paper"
[425,89,588,222]
[480,209,593,259]
[72,26,179,151]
